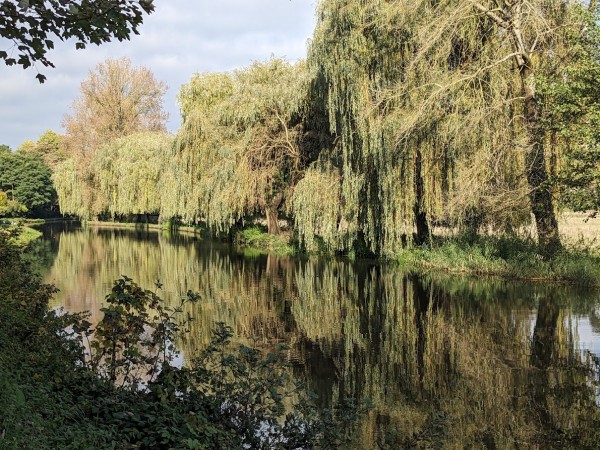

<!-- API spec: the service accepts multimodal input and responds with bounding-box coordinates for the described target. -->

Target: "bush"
[0,229,363,448]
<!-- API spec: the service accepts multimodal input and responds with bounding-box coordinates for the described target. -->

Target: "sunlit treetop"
[0,0,154,82]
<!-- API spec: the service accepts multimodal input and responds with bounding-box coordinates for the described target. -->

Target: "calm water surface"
[35,224,600,448]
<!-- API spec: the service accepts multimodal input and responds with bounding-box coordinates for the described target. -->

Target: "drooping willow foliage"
[52,157,88,218]
[50,2,598,252]
[304,0,597,254]
[91,132,174,217]
[54,131,173,219]
[170,59,310,234]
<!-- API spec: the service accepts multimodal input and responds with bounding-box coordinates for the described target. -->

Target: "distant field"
[559,212,599,248]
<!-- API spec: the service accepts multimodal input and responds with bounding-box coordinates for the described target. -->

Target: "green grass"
[235,226,295,256]
[0,224,42,246]
[396,235,600,286]
[13,226,42,245]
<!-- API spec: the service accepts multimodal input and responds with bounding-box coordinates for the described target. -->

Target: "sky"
[0,0,317,150]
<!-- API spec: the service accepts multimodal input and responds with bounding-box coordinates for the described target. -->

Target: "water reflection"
[38,225,600,448]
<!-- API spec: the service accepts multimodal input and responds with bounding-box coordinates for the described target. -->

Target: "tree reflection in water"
[39,225,600,448]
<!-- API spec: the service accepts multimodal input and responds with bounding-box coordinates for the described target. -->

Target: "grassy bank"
[397,235,600,286]
[234,226,295,256]
[0,224,42,246]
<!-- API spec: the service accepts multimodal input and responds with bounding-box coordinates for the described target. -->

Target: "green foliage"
[51,157,86,218]
[537,4,600,216]
[0,230,364,448]
[235,226,295,256]
[19,130,68,170]
[0,0,155,81]
[0,191,27,217]
[91,131,174,217]
[76,276,200,386]
[292,164,360,253]
[172,59,309,234]
[0,151,57,215]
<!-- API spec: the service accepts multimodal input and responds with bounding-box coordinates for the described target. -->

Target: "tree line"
[11,0,598,257]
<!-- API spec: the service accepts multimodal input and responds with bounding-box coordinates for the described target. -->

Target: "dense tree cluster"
[53,57,169,219]
[47,1,599,256]
[0,148,57,216]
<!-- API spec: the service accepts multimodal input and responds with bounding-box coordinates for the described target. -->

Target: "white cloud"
[0,0,316,149]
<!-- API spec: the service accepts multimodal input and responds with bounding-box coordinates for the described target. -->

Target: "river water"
[34,224,600,448]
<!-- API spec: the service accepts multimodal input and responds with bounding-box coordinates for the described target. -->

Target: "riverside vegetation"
[22,223,600,449]
[0,227,364,449]
[4,0,592,279]
[1,1,598,281]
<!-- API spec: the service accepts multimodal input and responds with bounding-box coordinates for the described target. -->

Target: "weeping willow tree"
[171,59,309,234]
[91,131,174,218]
[307,0,596,255]
[55,58,168,219]
[52,157,87,218]
[305,0,452,255]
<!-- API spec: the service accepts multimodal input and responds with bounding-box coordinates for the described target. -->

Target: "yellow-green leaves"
[174,59,308,233]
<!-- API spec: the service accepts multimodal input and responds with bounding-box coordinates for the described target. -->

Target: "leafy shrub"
[0,229,364,448]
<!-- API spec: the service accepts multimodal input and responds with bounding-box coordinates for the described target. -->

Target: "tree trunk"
[521,68,561,255]
[414,148,431,246]
[265,206,281,235]
[264,192,283,235]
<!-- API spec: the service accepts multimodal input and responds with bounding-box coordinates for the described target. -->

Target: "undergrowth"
[235,226,295,256]
[397,234,600,286]
[0,227,362,449]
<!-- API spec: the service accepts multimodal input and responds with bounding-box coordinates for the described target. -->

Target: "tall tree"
[0,0,154,81]
[19,130,68,170]
[310,0,598,255]
[55,58,168,219]
[63,57,167,154]
[91,131,174,218]
[307,0,458,255]
[462,0,566,252]
[172,59,308,235]
[0,150,57,214]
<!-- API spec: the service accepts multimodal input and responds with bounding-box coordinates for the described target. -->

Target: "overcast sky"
[0,0,317,150]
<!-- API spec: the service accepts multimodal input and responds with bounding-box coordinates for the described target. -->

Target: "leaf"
[14,388,26,406]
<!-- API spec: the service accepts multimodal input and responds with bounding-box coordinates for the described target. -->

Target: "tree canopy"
[0,0,154,82]
[18,130,68,170]
[47,1,599,255]
[0,150,57,214]
[301,0,600,255]
[53,58,168,219]
[170,59,309,234]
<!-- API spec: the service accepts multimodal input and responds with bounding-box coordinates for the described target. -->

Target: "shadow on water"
[35,225,600,449]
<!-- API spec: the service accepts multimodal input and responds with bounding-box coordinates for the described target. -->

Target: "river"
[33,224,600,448]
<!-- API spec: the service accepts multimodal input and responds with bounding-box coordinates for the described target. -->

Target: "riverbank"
[397,235,600,287]
[0,223,42,246]
[76,220,600,286]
